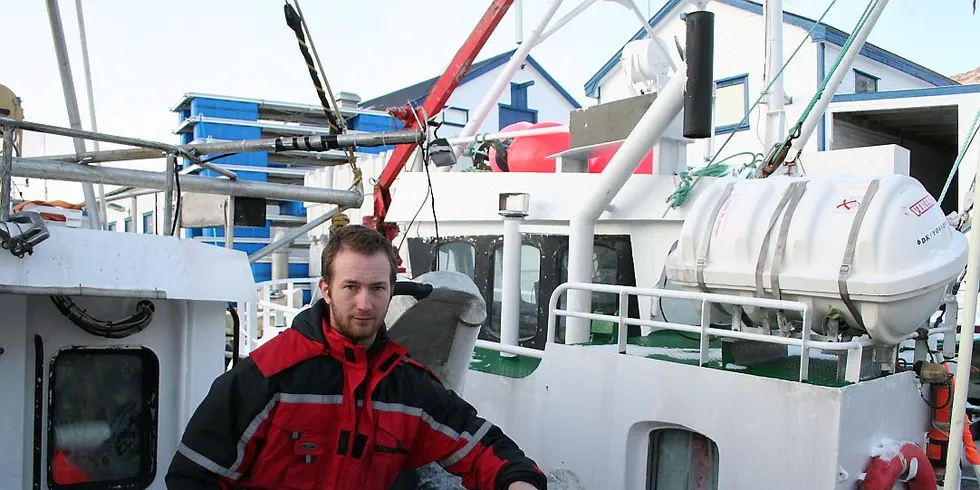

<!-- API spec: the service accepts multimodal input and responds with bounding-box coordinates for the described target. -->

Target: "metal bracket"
[0,211,50,258]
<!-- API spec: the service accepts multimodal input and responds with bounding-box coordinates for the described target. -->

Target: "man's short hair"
[320,225,398,288]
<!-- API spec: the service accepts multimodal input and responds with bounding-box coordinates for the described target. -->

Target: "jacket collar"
[290,298,390,360]
[320,318,391,363]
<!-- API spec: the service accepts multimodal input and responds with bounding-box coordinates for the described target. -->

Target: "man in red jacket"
[166,225,546,490]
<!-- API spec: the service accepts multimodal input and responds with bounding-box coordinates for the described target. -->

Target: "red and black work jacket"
[165,299,546,490]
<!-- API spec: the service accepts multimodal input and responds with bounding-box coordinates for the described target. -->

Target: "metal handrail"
[255,277,319,290]
[546,282,826,381]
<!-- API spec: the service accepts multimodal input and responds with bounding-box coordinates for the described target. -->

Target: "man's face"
[319,247,392,346]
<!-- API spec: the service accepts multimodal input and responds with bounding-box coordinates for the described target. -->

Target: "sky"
[1,0,978,202]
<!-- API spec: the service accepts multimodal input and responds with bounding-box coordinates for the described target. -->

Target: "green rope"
[707,0,841,166]
[770,0,880,167]
[939,108,980,205]
[667,152,763,207]
[464,141,488,159]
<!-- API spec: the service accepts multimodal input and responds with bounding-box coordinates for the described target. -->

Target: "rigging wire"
[673,0,842,206]
[939,108,980,206]
[171,154,182,237]
[761,0,880,176]
[283,1,362,195]
[706,0,841,166]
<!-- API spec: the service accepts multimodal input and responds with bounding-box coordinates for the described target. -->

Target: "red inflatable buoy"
[488,121,569,173]
[587,141,654,174]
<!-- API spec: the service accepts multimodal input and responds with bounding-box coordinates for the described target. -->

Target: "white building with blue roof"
[584,0,980,214]
[359,48,581,135]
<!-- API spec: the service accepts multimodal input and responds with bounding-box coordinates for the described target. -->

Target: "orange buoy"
[488,121,569,173]
[586,141,654,174]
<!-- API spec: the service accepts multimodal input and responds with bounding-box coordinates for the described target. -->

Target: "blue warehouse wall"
[177,97,301,284]
[175,95,397,296]
[347,113,404,154]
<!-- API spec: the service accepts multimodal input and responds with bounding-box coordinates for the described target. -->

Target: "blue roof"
[831,83,980,103]
[360,49,582,110]
[584,0,958,99]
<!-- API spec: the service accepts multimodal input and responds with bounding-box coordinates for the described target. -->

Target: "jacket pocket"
[362,421,413,489]
[248,416,328,490]
[283,430,327,490]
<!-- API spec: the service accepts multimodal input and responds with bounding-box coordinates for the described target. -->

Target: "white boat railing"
[538,282,958,383]
[243,278,317,350]
[241,279,954,383]
[545,282,848,383]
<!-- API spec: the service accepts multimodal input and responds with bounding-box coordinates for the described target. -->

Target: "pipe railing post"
[248,206,341,264]
[9,157,364,207]
[164,153,175,235]
[44,0,102,230]
[565,60,689,345]
[1,128,12,222]
[943,147,980,488]
[763,0,786,150]
[499,192,529,356]
[74,0,108,224]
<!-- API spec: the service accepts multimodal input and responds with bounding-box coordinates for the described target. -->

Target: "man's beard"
[333,317,382,343]
[327,293,384,344]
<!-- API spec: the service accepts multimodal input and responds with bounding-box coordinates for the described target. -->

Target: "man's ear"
[318,278,330,304]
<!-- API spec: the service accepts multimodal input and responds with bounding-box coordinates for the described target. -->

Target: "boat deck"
[470,330,851,387]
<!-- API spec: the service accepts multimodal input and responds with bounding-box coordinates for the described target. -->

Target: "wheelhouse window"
[436,241,476,279]
[854,70,878,93]
[48,347,159,489]
[647,428,719,490]
[556,245,619,341]
[488,244,541,342]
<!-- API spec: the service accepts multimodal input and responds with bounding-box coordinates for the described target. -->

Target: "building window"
[854,70,878,93]
[498,81,538,129]
[441,106,469,127]
[489,244,541,342]
[107,222,116,232]
[436,241,476,279]
[124,217,133,233]
[510,81,533,109]
[714,74,749,134]
[141,212,154,235]
[647,428,719,489]
[48,347,159,489]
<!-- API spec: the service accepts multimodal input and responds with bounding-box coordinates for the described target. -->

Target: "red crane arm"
[364,0,516,243]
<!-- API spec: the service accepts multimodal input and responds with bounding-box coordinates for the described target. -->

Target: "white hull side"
[461,344,929,489]
[0,294,227,490]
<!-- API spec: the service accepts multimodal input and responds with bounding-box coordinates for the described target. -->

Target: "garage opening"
[832,105,959,214]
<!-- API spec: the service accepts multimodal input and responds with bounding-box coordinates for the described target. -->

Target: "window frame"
[713,74,750,134]
[854,69,879,94]
[435,241,477,279]
[487,242,543,343]
[141,211,154,235]
[646,427,720,490]
[440,106,470,128]
[47,346,160,490]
